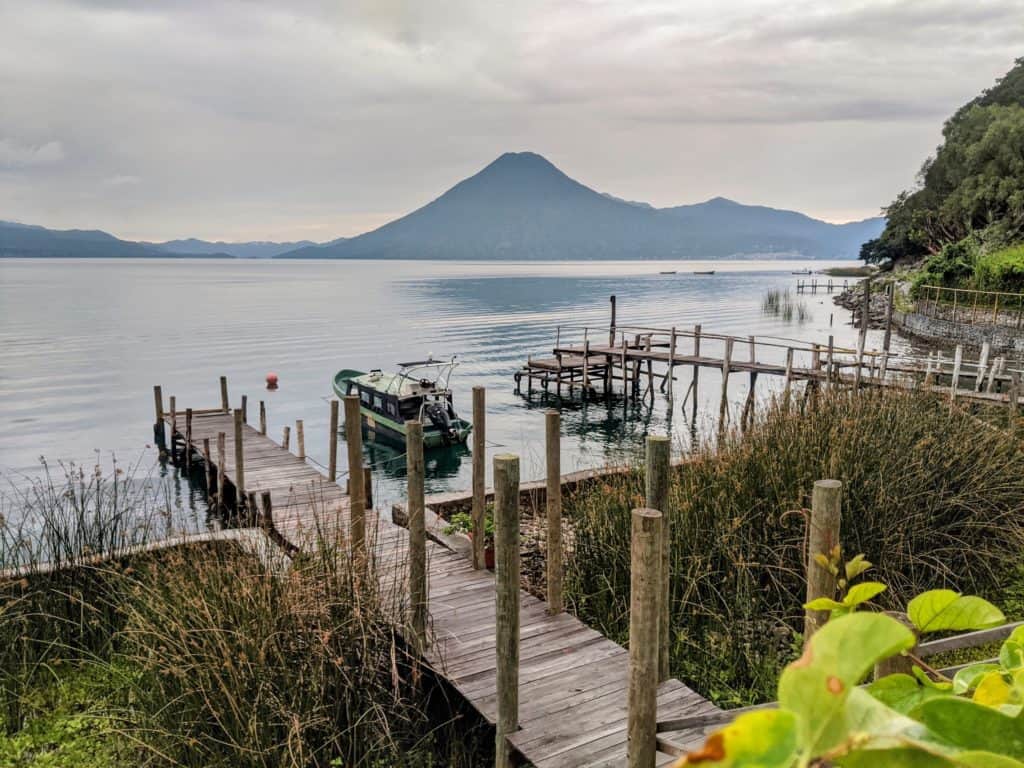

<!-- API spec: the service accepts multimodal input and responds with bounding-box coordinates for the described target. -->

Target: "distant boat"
[693,270,715,275]
[791,268,813,275]
[659,270,677,275]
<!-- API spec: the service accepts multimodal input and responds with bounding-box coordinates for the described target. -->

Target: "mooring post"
[153,385,166,457]
[184,408,193,470]
[804,479,842,642]
[621,336,629,403]
[344,395,366,558]
[628,507,662,768]
[328,399,339,482]
[692,324,702,420]
[666,326,677,400]
[718,337,733,427]
[259,400,267,435]
[861,277,871,342]
[975,342,991,393]
[296,419,305,460]
[546,410,563,615]
[826,336,835,387]
[233,408,245,507]
[609,294,617,347]
[951,345,963,401]
[407,420,427,651]
[645,435,671,682]
[203,437,214,505]
[282,425,291,451]
[783,348,794,407]
[883,284,894,354]
[219,376,229,412]
[169,396,178,465]
[216,431,226,512]
[494,453,521,768]
[1010,373,1020,431]
[582,332,591,393]
[363,466,373,509]
[241,394,248,424]
[472,386,486,570]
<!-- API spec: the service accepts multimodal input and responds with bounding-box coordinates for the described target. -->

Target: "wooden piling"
[259,400,267,435]
[826,336,835,386]
[363,466,373,509]
[296,419,305,460]
[233,408,245,504]
[804,479,842,641]
[328,399,339,482]
[153,385,166,456]
[883,284,894,354]
[220,376,229,412]
[582,333,591,392]
[718,337,733,426]
[282,425,291,451]
[951,345,963,400]
[667,327,677,400]
[184,408,193,469]
[494,453,521,768]
[783,348,794,407]
[692,324,702,420]
[241,394,248,424]
[1009,373,1020,430]
[169,396,178,465]
[344,395,366,558]
[645,435,671,683]
[546,410,563,615]
[472,386,486,570]
[975,342,991,393]
[203,437,214,504]
[406,420,427,651]
[621,337,629,403]
[216,432,226,513]
[609,294,617,347]
[627,508,662,768]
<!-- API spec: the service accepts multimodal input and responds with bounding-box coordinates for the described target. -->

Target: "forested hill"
[279,152,883,260]
[863,58,1024,267]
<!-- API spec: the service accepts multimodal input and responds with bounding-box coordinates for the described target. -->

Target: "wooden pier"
[795,277,850,293]
[156,384,723,766]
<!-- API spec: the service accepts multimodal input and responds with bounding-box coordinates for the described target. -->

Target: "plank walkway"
[167,409,720,766]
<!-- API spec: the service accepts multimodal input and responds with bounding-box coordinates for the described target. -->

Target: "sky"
[0,0,1021,243]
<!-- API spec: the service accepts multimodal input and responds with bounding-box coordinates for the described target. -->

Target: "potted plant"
[443,507,495,569]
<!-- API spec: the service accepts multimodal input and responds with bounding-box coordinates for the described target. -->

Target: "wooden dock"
[158,389,722,766]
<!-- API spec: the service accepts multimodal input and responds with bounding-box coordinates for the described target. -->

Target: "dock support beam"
[407,420,427,651]
[233,408,246,511]
[220,376,229,412]
[546,410,563,614]
[344,395,366,560]
[494,454,521,768]
[296,419,305,460]
[153,385,166,458]
[472,386,486,570]
[328,400,339,482]
[804,479,842,641]
[627,507,662,768]
[645,435,671,682]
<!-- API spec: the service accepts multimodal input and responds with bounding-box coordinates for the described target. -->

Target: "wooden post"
[169,395,178,465]
[884,284,894,354]
[804,479,842,641]
[628,508,662,768]
[621,336,629,403]
[692,324,702,420]
[233,408,245,503]
[718,337,733,426]
[203,437,214,505]
[855,333,865,389]
[153,385,166,456]
[494,454,521,768]
[1009,373,1019,430]
[259,400,267,435]
[861,277,871,341]
[406,420,427,650]
[241,394,248,424]
[184,408,193,470]
[582,332,591,392]
[609,295,617,347]
[645,435,671,683]
[546,410,563,615]
[344,395,366,558]
[472,387,486,570]
[645,335,654,400]
[988,357,1002,394]
[296,419,305,459]
[220,376,229,412]
[282,425,291,451]
[216,432,226,512]
[950,345,963,401]
[783,348,794,407]
[975,342,990,393]
[363,466,373,509]
[826,336,835,386]
[667,327,677,400]
[328,399,339,482]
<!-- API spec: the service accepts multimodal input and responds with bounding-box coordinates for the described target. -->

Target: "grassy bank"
[564,388,1024,707]
[0,466,491,767]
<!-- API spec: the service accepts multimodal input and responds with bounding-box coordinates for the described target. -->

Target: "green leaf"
[674,709,798,767]
[839,750,1024,767]
[953,664,1001,695]
[845,554,873,581]
[918,697,1024,758]
[912,666,953,691]
[908,591,1006,634]
[778,612,916,755]
[1002,640,1024,672]
[843,581,887,608]
[804,597,846,611]
[868,673,951,716]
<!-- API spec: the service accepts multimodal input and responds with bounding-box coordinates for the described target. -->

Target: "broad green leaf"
[973,671,1013,707]
[671,709,798,767]
[804,597,846,611]
[868,673,950,715]
[908,591,1006,634]
[843,581,887,607]
[1002,640,1024,672]
[953,664,1001,695]
[840,750,1024,767]
[918,697,1024,758]
[778,612,916,754]
[845,554,873,581]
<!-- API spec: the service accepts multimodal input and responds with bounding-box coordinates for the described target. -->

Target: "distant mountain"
[279,152,884,260]
[0,220,234,259]
[152,238,320,259]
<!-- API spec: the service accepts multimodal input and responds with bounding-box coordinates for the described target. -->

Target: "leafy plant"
[443,509,494,545]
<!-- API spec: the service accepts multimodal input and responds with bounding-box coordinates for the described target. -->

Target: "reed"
[566,388,1024,705]
[761,288,810,323]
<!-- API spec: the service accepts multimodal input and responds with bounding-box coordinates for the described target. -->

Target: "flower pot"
[484,544,495,570]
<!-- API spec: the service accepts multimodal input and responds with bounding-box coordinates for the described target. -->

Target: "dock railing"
[917,284,1024,329]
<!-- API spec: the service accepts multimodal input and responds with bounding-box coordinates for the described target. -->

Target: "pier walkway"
[162,401,720,766]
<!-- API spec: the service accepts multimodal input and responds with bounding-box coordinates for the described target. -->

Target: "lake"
[0,258,895,524]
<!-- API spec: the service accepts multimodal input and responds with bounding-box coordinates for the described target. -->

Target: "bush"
[973,243,1024,292]
[909,238,978,295]
[565,389,1024,706]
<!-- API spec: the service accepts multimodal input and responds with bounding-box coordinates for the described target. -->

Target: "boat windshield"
[384,356,459,396]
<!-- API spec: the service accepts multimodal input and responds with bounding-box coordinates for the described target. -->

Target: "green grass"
[822,265,876,277]
[974,243,1024,293]
[564,388,1024,707]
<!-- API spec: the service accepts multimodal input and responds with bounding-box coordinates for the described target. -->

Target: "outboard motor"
[424,401,457,444]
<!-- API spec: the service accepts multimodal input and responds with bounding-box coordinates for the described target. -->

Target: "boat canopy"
[349,356,459,399]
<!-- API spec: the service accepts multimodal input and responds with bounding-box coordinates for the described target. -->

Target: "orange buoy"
[266,372,279,390]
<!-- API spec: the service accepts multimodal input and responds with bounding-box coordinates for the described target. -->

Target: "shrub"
[973,243,1024,292]
[909,238,978,295]
[565,389,1024,706]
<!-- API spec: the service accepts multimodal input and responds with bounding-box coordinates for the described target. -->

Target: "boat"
[333,356,472,448]
[693,270,716,275]
[791,269,813,275]
[659,270,677,275]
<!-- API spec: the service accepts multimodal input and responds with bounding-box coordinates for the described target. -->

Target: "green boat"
[333,356,472,448]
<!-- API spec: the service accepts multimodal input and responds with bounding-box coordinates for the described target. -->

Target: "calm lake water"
[0,258,897,525]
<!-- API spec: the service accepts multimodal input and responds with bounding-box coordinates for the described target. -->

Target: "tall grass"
[761,288,810,322]
[566,389,1024,706]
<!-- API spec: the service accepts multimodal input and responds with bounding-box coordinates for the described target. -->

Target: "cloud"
[0,139,64,168]
[0,0,1021,240]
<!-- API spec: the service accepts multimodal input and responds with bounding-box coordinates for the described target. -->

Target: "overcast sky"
[0,1,1021,242]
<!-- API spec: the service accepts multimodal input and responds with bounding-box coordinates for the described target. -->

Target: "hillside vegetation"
[863,58,1024,293]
